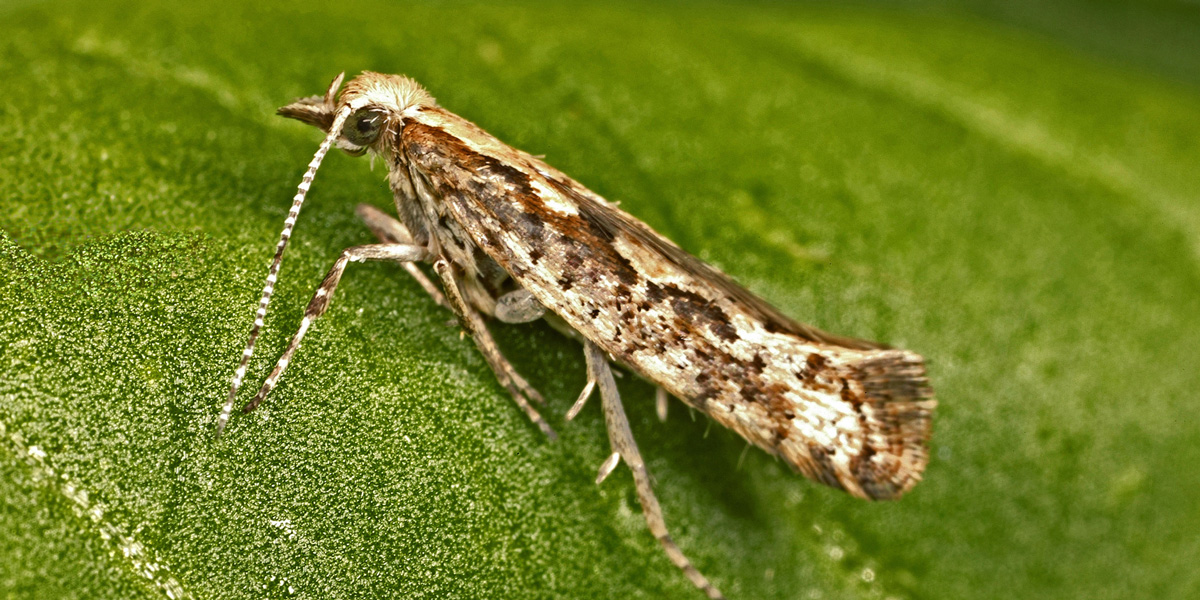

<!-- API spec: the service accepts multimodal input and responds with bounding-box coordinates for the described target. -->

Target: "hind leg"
[579,340,724,599]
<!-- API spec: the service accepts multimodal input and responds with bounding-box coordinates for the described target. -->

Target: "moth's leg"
[433,259,557,440]
[581,340,724,600]
[489,291,556,408]
[358,204,548,413]
[448,277,549,409]
[656,387,669,422]
[355,203,448,309]
[228,243,431,424]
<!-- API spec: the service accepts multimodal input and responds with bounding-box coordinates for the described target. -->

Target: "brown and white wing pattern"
[398,107,934,500]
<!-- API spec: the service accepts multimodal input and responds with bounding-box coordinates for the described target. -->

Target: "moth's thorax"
[338,72,437,115]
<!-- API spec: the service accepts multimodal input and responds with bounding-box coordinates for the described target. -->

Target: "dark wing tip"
[845,349,936,500]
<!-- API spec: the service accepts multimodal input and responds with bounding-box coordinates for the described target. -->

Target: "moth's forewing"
[396,107,934,500]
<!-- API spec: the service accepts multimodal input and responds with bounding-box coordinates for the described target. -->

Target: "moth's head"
[277,71,437,157]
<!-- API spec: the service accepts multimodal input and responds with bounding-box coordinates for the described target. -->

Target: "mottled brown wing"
[434,134,886,352]
[542,177,887,351]
[400,110,934,500]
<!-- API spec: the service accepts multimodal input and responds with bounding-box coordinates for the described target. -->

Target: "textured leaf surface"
[2,1,1198,599]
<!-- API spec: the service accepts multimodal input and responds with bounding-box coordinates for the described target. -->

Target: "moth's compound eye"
[342,108,385,146]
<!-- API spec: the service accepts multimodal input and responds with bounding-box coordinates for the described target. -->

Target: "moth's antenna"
[216,104,353,436]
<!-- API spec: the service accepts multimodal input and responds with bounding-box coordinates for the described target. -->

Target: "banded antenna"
[216,103,353,435]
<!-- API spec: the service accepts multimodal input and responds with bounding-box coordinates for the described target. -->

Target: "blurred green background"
[2,1,1198,598]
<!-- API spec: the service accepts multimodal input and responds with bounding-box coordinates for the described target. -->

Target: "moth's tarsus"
[594,451,621,485]
[222,71,936,599]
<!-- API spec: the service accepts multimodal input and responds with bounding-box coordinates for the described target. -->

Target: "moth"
[216,72,935,599]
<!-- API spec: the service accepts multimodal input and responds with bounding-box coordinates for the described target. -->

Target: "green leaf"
[3,1,1198,599]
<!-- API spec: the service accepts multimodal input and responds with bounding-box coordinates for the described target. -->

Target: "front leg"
[358,204,551,435]
[433,259,557,440]
[217,243,431,434]
[356,203,447,309]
